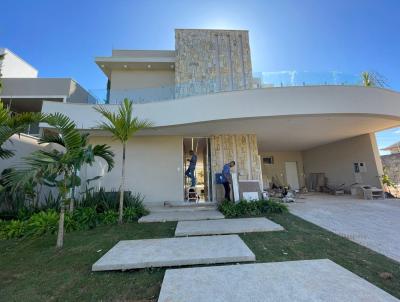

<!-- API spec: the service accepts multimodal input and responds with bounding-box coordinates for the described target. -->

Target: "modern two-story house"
[40,29,400,203]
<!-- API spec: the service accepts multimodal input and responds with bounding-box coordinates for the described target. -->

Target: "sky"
[1,0,400,153]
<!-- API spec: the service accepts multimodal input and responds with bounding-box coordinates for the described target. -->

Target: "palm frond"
[92,144,115,171]
[43,113,83,151]
[94,98,153,142]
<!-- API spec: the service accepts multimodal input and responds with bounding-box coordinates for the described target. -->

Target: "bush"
[27,210,59,236]
[1,220,27,239]
[64,213,78,233]
[73,207,98,229]
[0,188,149,240]
[100,210,118,225]
[78,188,137,213]
[218,199,288,218]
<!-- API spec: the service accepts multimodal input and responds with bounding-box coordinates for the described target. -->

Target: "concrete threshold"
[158,259,399,302]
[175,217,284,236]
[92,234,255,271]
[138,209,224,223]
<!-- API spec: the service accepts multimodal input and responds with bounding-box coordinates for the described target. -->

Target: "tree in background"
[95,99,153,224]
[361,71,387,88]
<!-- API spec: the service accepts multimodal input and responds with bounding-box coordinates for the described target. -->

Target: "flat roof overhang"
[41,86,400,151]
[95,56,175,78]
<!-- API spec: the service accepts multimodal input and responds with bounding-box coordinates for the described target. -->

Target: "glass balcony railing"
[89,71,362,105]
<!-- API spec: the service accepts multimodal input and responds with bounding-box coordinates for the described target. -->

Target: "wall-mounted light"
[101,65,105,68]
[147,64,152,69]
[170,64,174,69]
[123,65,128,68]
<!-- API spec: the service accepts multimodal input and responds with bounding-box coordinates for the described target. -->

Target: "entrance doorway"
[285,162,300,190]
[183,137,212,202]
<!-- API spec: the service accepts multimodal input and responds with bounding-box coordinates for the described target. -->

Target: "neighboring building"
[35,28,400,203]
[0,49,95,136]
[0,49,95,173]
[381,141,400,154]
[0,48,38,78]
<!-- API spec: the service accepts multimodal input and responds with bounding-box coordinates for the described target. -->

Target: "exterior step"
[158,259,399,302]
[175,217,284,237]
[138,209,224,223]
[92,235,255,271]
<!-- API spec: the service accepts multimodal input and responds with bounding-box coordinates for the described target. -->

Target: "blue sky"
[1,0,400,152]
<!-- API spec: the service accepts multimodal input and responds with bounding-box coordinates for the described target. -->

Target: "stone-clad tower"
[174,29,253,98]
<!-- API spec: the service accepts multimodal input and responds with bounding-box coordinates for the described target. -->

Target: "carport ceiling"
[139,114,400,151]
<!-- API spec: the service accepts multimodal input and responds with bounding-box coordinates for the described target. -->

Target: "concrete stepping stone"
[92,234,255,271]
[138,209,224,223]
[158,259,399,302]
[175,217,284,236]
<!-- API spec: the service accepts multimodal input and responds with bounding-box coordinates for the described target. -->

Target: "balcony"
[89,71,362,104]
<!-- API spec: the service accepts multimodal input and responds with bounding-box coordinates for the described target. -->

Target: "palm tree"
[5,113,114,248]
[0,101,43,159]
[95,98,153,224]
[361,71,387,88]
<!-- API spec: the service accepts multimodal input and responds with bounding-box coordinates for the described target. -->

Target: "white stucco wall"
[82,135,183,203]
[260,151,305,189]
[41,86,400,131]
[302,133,383,189]
[110,70,175,90]
[0,48,38,78]
[0,134,49,173]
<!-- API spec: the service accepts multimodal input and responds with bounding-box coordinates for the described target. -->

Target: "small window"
[263,156,274,165]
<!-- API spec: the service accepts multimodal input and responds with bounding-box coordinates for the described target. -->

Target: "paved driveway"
[289,194,400,263]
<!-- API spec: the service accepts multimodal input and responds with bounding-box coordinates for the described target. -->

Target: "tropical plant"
[0,101,43,160]
[73,207,97,229]
[27,210,59,236]
[382,170,395,188]
[361,71,387,88]
[1,220,26,239]
[4,113,114,248]
[95,98,153,223]
[218,199,288,218]
[100,210,118,225]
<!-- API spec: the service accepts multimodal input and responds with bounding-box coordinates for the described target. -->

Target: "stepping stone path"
[92,235,255,271]
[158,259,400,302]
[138,209,224,223]
[93,206,397,301]
[175,217,284,236]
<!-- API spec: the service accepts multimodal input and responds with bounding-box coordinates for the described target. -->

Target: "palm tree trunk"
[69,169,78,213]
[56,203,65,248]
[118,142,126,224]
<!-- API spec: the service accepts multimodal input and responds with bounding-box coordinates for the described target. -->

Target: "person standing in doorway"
[185,150,197,187]
[222,161,235,201]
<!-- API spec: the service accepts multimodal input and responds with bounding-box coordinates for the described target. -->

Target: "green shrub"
[27,210,59,236]
[218,199,288,218]
[73,207,98,229]
[41,193,61,211]
[64,213,78,233]
[100,210,118,225]
[2,220,27,239]
[78,188,139,213]
[263,199,288,214]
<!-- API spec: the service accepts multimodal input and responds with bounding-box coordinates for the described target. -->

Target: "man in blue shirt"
[185,150,197,187]
[222,161,236,201]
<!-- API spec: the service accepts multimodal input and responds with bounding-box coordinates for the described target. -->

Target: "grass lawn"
[1,213,399,301]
